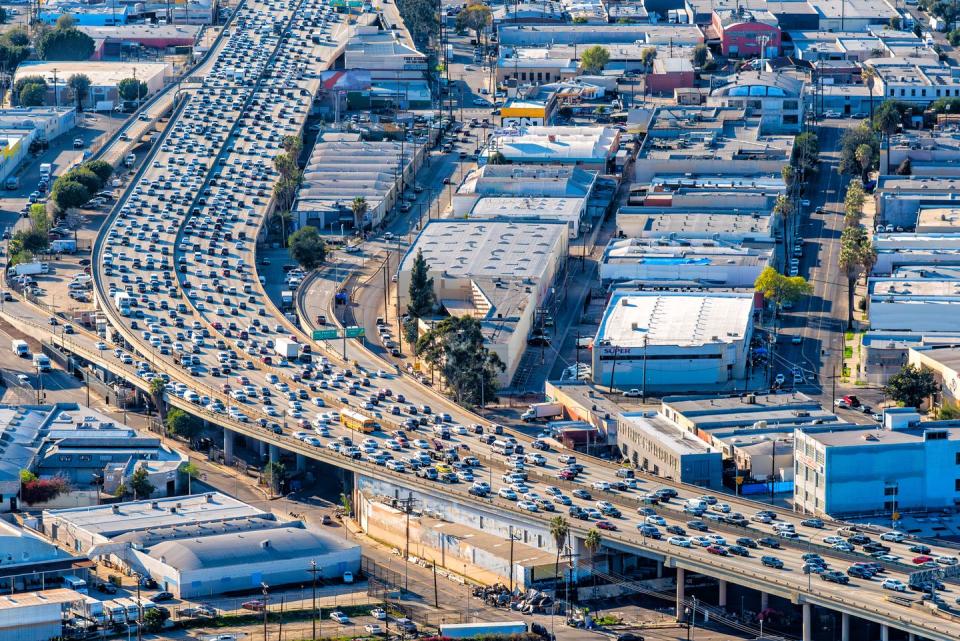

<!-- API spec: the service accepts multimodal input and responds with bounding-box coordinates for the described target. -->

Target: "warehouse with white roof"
[41,493,360,598]
[592,291,755,392]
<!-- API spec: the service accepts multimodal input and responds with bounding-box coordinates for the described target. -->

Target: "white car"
[498,487,518,500]
[936,555,959,566]
[880,531,906,542]
[668,536,691,547]
[364,624,384,635]
[645,515,666,526]
[370,608,387,620]
[881,579,907,592]
[518,500,539,512]
[591,481,611,491]
[329,611,350,624]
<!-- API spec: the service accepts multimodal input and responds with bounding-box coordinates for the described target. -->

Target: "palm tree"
[773,194,795,250]
[149,377,166,421]
[550,515,569,604]
[839,225,875,330]
[862,66,876,121]
[584,528,602,588]
[67,73,90,112]
[854,144,873,183]
[351,196,368,231]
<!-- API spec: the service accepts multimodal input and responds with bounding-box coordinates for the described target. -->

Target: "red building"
[646,57,695,95]
[710,8,781,58]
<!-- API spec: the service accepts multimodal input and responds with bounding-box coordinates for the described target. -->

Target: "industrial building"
[794,409,960,517]
[908,345,960,407]
[397,220,568,386]
[879,130,960,178]
[480,126,620,170]
[41,493,360,598]
[706,72,805,133]
[0,589,85,641]
[600,237,772,287]
[868,277,960,333]
[0,108,75,185]
[617,412,723,488]
[617,206,775,245]
[661,392,845,487]
[634,106,794,181]
[871,59,960,106]
[454,164,597,217]
[14,61,170,109]
[709,7,782,58]
[0,403,185,512]
[79,24,202,60]
[468,196,586,239]
[591,291,755,393]
[0,520,89,594]
[294,132,425,230]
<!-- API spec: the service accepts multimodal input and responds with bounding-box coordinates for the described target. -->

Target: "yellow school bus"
[341,409,375,433]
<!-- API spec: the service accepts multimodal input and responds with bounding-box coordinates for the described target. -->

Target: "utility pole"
[262,583,269,641]
[641,334,648,403]
[51,68,58,109]
[309,561,319,641]
[396,493,416,598]
[135,575,142,641]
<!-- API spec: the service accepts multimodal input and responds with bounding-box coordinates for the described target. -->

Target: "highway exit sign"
[312,329,339,340]
[345,326,365,338]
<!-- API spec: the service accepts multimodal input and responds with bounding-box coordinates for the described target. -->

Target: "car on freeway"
[821,571,850,585]
[668,536,691,547]
[761,556,784,569]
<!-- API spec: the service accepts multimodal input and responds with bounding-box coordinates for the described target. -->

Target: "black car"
[821,571,850,585]
[863,543,890,554]
[153,591,174,602]
[909,544,932,554]
[728,545,750,557]
[616,634,644,641]
[757,537,781,549]
[736,537,759,549]
[666,525,686,536]
[761,556,784,569]
[846,566,873,579]
[687,520,709,532]
[847,534,871,546]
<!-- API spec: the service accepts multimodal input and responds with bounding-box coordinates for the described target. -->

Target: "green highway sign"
[312,329,339,340]
[345,326,365,338]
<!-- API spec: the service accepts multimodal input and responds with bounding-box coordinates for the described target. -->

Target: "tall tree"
[128,467,155,500]
[839,225,876,330]
[149,377,167,421]
[873,100,905,174]
[456,4,492,46]
[885,364,939,410]
[839,124,879,176]
[66,73,90,112]
[351,196,368,230]
[690,43,708,69]
[862,66,877,121]
[791,131,820,177]
[640,47,657,69]
[36,28,94,61]
[773,194,795,250]
[754,266,813,315]
[549,516,569,605]
[415,316,503,406]
[281,134,303,157]
[854,143,873,182]
[584,528,602,587]
[579,46,610,74]
[117,77,149,102]
[288,225,327,269]
[407,248,436,318]
[844,180,866,227]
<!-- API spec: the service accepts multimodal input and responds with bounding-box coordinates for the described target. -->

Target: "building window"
[79,455,92,462]
[884,486,898,496]
[955,478,960,492]
[59,455,72,462]
[955,452,960,465]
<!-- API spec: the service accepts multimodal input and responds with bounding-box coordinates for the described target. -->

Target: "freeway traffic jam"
[50,0,957,635]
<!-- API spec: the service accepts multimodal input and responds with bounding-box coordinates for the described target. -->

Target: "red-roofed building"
[711,7,781,58]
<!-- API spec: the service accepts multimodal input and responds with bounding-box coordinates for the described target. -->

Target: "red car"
[706,545,729,556]
[557,470,576,481]
[913,555,934,565]
[596,521,617,531]
[241,600,266,612]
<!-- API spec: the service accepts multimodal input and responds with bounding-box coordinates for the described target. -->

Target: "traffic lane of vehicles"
[86,1,956,580]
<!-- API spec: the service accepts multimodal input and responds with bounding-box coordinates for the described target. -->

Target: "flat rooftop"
[912,344,960,372]
[877,175,960,192]
[470,196,583,222]
[808,425,960,447]
[0,589,84,610]
[640,107,794,162]
[917,207,960,230]
[603,237,772,267]
[870,278,960,300]
[620,412,717,455]
[486,126,618,162]
[618,207,773,239]
[78,24,201,40]
[597,291,753,348]
[401,219,566,285]
[44,493,261,537]
[662,392,833,429]
[458,164,596,198]
[808,0,899,20]
[14,61,169,86]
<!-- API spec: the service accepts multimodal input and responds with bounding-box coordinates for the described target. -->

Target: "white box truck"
[11,262,48,277]
[11,339,28,357]
[521,402,563,422]
[39,163,52,180]
[275,337,300,359]
[33,353,51,372]
[62,575,88,594]
[114,291,132,316]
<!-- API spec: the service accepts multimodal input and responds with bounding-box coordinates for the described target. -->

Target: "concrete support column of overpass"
[841,613,850,641]
[801,603,811,641]
[907,634,915,641]
[223,428,235,465]
[675,567,685,622]
[259,440,267,459]
[269,444,280,462]
[717,579,727,609]
[296,453,306,471]
[760,592,768,610]
[880,625,889,641]
[656,560,663,578]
